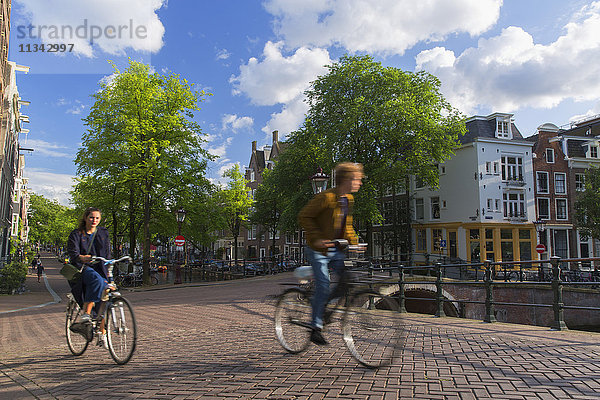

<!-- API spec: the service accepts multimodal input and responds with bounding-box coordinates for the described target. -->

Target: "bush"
[0,261,28,294]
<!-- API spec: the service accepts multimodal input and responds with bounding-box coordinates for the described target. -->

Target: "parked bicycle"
[65,255,137,365]
[274,240,401,368]
[115,266,159,287]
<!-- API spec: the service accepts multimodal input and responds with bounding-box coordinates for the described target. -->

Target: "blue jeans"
[81,266,108,303]
[305,247,345,329]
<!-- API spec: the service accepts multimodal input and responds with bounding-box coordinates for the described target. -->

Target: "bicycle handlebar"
[324,239,367,251]
[91,256,132,265]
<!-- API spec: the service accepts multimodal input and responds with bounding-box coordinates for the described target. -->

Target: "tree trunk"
[128,184,136,273]
[142,191,151,285]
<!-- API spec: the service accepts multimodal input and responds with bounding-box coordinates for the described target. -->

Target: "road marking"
[0,272,61,315]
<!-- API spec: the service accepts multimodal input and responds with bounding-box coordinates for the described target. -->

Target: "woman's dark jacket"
[67,226,111,305]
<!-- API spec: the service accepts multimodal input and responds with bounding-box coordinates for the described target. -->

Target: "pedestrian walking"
[30,257,37,274]
[37,259,44,283]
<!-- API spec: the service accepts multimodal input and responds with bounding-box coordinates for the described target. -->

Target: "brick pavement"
[1,254,600,399]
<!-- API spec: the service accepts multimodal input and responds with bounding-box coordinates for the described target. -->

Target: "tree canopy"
[74,60,215,282]
[574,166,600,240]
[254,55,466,236]
[27,194,77,247]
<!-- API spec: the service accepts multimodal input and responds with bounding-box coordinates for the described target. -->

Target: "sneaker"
[97,333,108,350]
[80,314,91,323]
[310,328,328,346]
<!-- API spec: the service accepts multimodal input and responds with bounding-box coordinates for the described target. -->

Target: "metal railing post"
[435,262,446,317]
[484,260,496,323]
[398,264,406,313]
[551,256,567,331]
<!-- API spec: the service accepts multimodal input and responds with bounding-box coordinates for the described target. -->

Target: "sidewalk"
[0,253,66,314]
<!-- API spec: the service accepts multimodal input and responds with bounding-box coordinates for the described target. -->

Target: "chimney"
[252,141,257,152]
[272,130,279,144]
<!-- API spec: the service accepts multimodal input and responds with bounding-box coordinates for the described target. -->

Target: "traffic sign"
[536,244,546,254]
[439,239,447,249]
[174,235,185,246]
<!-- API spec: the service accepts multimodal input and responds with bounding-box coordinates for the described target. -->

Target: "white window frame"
[485,162,491,174]
[591,146,598,159]
[431,197,440,220]
[250,170,255,182]
[536,171,549,194]
[545,148,555,163]
[537,198,550,220]
[486,198,493,211]
[11,213,19,237]
[493,162,499,175]
[554,172,567,195]
[497,120,510,138]
[555,198,568,220]
[575,173,585,191]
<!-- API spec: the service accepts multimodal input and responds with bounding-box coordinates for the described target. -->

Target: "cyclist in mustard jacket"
[298,162,364,345]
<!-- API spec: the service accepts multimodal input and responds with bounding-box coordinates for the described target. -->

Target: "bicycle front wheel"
[274,288,312,354]
[342,290,400,368]
[65,299,89,356]
[106,296,137,364]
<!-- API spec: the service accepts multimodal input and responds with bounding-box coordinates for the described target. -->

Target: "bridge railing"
[349,256,600,331]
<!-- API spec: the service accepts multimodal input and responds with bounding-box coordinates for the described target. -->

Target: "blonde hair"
[334,162,364,186]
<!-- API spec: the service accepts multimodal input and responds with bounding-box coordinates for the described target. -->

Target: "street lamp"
[176,208,186,233]
[310,167,329,194]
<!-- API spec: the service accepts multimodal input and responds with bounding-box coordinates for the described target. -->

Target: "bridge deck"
[1,253,600,399]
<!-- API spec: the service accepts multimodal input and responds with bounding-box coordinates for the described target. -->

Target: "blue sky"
[9,0,600,205]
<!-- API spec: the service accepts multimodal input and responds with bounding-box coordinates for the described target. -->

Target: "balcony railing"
[504,212,527,221]
[504,177,526,187]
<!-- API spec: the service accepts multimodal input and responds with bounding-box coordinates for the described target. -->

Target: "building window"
[493,162,499,175]
[497,120,510,138]
[415,198,424,220]
[554,173,566,194]
[556,199,568,220]
[250,170,255,182]
[432,229,443,252]
[415,176,425,189]
[536,171,549,194]
[538,198,550,219]
[591,147,598,158]
[440,165,446,174]
[11,213,19,237]
[469,228,481,262]
[485,162,491,174]
[431,197,440,219]
[487,198,493,211]
[519,229,532,261]
[575,173,585,191]
[501,156,523,181]
[416,229,427,252]
[495,198,500,211]
[503,192,525,218]
[501,228,514,262]
[545,148,555,163]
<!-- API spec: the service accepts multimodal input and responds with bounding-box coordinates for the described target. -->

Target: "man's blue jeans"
[305,246,345,329]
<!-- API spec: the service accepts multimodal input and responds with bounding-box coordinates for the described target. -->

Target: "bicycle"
[65,255,137,365]
[274,240,401,368]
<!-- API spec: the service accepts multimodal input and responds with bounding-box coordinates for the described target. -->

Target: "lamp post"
[533,219,546,280]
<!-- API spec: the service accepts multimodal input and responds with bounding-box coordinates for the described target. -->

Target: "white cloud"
[416,2,600,114]
[261,96,308,138]
[216,48,231,60]
[206,137,233,158]
[230,41,331,106]
[66,102,85,115]
[25,168,75,206]
[221,114,254,133]
[264,0,502,55]
[16,0,166,57]
[23,139,72,158]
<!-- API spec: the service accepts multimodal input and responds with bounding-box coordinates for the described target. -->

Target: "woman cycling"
[67,207,112,347]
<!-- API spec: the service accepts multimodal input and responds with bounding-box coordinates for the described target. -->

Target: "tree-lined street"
[2,254,600,399]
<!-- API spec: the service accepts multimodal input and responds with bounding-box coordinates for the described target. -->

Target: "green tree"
[250,169,285,258]
[255,55,465,254]
[575,166,600,241]
[28,194,77,248]
[76,60,214,283]
[217,165,253,263]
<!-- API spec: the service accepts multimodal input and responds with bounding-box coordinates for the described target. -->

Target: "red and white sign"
[536,244,546,254]
[174,235,185,246]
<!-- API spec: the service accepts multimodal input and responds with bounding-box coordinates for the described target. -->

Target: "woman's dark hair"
[78,207,101,232]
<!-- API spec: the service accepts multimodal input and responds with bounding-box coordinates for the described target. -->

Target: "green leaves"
[575,166,600,240]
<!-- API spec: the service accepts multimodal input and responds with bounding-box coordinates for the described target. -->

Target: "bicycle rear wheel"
[274,288,312,354]
[65,299,90,356]
[106,296,137,364]
[342,290,400,368]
